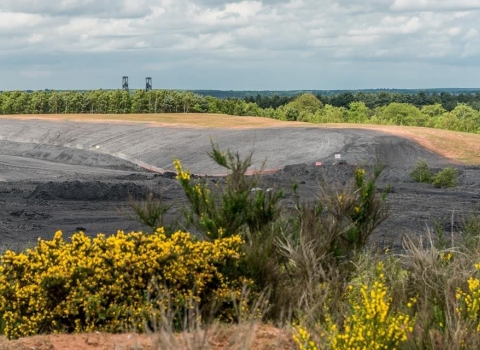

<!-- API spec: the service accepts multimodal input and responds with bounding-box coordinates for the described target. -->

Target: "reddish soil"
[0,324,292,350]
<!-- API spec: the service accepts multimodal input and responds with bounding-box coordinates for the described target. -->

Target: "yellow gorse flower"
[0,228,245,339]
[457,262,480,331]
[293,325,318,350]
[328,263,413,349]
[174,158,190,181]
[294,262,413,350]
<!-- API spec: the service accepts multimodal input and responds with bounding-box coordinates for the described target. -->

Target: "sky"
[1,0,480,90]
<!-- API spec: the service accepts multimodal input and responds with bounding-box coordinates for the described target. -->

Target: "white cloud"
[224,1,263,16]
[1,0,480,90]
[174,32,235,50]
[391,0,480,11]
[0,11,43,30]
[463,28,479,40]
[27,33,44,44]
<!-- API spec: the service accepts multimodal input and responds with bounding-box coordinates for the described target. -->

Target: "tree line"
[0,90,265,116]
[276,93,480,134]
[245,91,480,111]
[1,90,480,134]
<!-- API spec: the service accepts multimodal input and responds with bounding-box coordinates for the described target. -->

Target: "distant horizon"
[3,87,480,93]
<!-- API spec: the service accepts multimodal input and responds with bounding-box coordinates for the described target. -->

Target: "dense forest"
[245,90,480,110]
[193,88,480,100]
[1,89,480,134]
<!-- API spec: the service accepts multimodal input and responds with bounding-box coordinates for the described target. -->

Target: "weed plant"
[127,192,175,234]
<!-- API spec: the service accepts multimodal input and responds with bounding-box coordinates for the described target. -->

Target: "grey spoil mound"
[1,118,480,253]
[0,119,450,177]
[1,162,478,253]
[0,154,147,182]
[0,140,142,172]
[272,162,474,187]
[28,181,152,201]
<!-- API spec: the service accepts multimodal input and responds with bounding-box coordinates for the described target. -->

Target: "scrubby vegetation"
[433,167,459,188]
[0,229,245,339]
[2,146,480,349]
[411,160,459,188]
[411,159,433,183]
[2,90,480,134]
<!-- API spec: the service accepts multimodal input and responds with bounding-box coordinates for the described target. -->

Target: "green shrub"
[285,93,323,115]
[284,106,300,121]
[174,142,283,239]
[432,167,458,188]
[411,159,432,183]
[287,166,390,258]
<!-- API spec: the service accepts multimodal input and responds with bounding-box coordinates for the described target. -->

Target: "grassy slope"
[323,123,480,165]
[0,113,297,128]
[2,113,480,165]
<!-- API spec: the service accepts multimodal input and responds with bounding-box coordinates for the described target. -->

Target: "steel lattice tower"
[122,76,129,91]
[146,77,152,92]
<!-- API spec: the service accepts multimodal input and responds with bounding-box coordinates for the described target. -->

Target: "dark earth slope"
[1,118,480,251]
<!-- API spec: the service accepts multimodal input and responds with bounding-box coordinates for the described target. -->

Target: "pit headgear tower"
[146,77,152,92]
[122,76,129,91]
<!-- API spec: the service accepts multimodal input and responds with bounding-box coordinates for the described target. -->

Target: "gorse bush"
[282,166,389,264]
[174,142,283,239]
[327,263,414,349]
[411,159,433,183]
[293,263,414,350]
[398,229,480,349]
[0,229,245,339]
[456,262,480,333]
[457,273,480,331]
[173,144,391,322]
[432,167,458,188]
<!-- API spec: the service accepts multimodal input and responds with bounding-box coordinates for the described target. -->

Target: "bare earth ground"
[3,114,480,164]
[0,324,292,350]
[1,114,480,348]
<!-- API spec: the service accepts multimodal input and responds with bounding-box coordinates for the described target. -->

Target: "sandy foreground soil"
[0,324,293,349]
[1,114,480,348]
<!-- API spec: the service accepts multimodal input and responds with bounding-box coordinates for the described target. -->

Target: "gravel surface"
[1,118,480,252]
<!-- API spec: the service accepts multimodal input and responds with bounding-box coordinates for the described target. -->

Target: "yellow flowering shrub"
[456,263,480,331]
[292,325,318,350]
[327,264,413,350]
[0,229,244,339]
[293,263,413,350]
